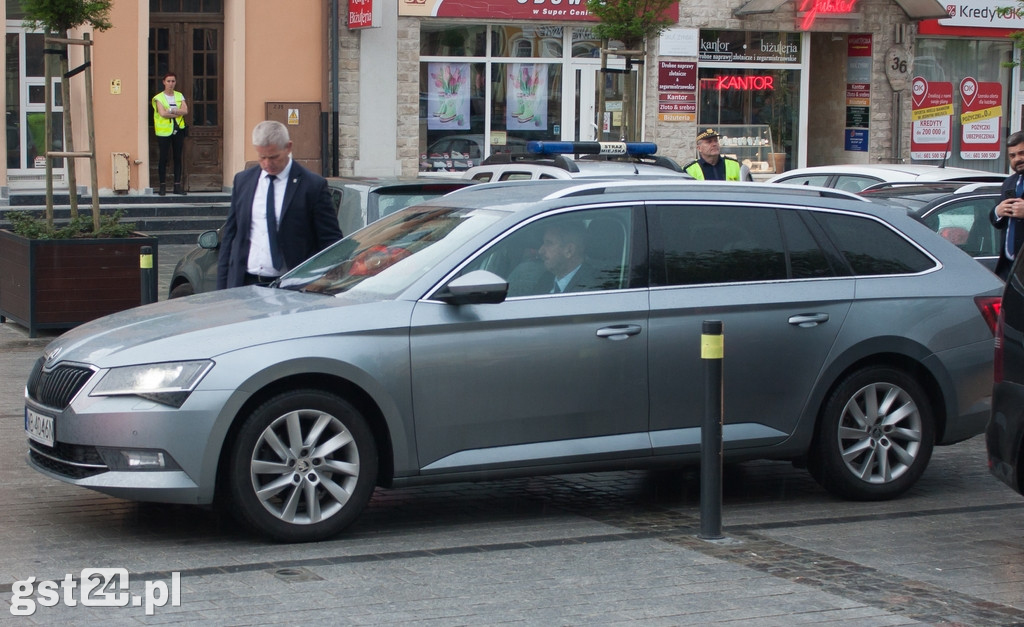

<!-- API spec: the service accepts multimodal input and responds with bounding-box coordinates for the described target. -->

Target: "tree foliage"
[585,0,678,49]
[20,0,113,34]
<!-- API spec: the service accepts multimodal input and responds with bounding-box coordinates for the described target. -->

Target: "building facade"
[3,0,1022,199]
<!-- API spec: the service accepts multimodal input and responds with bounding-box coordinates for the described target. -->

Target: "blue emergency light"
[526,141,659,157]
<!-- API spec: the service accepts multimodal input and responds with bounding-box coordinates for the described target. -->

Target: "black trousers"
[156,131,185,185]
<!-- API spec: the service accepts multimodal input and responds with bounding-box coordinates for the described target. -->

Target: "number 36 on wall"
[885,44,914,92]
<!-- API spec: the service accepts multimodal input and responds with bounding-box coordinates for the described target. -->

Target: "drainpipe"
[330,0,339,176]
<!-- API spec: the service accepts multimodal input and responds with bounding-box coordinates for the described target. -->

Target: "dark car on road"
[26,179,1003,542]
[859,182,1002,273]
[168,177,474,297]
[989,255,1024,496]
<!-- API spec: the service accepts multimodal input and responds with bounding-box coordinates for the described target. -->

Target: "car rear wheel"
[169,282,194,299]
[227,389,377,542]
[810,366,934,500]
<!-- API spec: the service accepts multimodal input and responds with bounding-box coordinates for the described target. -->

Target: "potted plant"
[0,0,158,337]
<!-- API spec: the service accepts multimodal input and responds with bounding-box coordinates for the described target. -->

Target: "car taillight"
[994,303,1005,384]
[975,296,1001,335]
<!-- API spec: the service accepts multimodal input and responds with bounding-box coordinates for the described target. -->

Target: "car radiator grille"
[26,357,95,410]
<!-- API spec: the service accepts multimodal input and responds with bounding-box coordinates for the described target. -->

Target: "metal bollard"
[140,246,156,305]
[699,320,724,540]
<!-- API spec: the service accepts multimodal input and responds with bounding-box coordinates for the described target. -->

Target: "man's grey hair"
[252,120,290,148]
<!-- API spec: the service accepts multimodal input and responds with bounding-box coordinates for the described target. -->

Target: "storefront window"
[914,38,1011,172]
[421,23,486,57]
[697,31,802,173]
[420,24,567,173]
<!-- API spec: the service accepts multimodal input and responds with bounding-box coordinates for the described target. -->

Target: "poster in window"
[507,64,548,130]
[910,76,953,161]
[959,77,1001,160]
[427,62,470,130]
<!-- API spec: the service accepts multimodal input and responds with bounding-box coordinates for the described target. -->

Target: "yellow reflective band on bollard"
[701,334,723,359]
[140,254,153,269]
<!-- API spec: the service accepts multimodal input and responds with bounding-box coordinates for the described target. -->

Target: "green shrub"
[7,209,137,239]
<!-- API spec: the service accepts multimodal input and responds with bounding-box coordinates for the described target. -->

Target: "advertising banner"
[910,77,953,160]
[507,64,548,130]
[426,62,470,130]
[959,77,1002,160]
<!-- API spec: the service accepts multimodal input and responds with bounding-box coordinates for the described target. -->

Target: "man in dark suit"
[218,120,343,289]
[991,130,1024,280]
[537,220,602,293]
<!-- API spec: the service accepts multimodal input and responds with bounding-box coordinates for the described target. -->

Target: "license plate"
[25,407,54,447]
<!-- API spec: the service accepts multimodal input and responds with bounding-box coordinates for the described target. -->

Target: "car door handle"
[596,324,643,340]
[789,313,830,328]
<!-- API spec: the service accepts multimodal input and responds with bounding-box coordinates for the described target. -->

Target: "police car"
[463,141,691,182]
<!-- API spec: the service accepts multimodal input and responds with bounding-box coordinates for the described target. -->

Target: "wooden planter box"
[0,230,158,337]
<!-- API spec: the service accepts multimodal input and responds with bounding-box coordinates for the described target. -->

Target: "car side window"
[923,198,999,257]
[811,211,935,275]
[834,175,882,193]
[458,206,637,296]
[777,174,830,187]
[649,204,787,286]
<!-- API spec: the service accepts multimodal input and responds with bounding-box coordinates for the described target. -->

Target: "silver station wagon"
[25,179,1003,542]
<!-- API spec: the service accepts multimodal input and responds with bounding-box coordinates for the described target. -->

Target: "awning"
[733,0,949,20]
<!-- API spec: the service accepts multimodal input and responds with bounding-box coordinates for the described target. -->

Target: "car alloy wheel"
[228,390,377,542]
[811,366,934,500]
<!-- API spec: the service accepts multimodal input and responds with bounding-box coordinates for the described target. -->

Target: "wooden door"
[149,17,223,192]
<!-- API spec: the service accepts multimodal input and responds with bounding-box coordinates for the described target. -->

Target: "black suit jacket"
[538,263,605,294]
[991,173,1020,280]
[218,160,343,289]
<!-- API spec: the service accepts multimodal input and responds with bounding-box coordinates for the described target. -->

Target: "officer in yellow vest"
[684,128,752,181]
[152,72,188,195]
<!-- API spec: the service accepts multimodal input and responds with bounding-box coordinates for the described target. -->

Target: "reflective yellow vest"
[685,158,742,181]
[152,91,185,137]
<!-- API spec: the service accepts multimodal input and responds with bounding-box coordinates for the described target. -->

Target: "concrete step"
[1,194,229,246]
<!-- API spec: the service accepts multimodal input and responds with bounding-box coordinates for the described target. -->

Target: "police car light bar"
[527,141,658,157]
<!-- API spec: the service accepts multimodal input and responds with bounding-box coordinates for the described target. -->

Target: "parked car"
[420,134,529,173]
[168,177,475,297]
[463,140,690,181]
[768,163,1004,193]
[989,252,1024,497]
[859,181,1002,272]
[25,179,1002,542]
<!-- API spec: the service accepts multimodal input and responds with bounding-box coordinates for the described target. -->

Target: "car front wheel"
[810,366,934,500]
[169,282,194,299]
[227,390,378,542]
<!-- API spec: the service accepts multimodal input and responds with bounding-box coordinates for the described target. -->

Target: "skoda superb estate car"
[26,179,1002,542]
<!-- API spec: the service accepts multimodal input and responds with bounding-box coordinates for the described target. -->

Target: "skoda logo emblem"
[44,346,62,365]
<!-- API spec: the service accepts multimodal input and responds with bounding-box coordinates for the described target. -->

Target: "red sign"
[959,77,1002,160]
[799,0,860,29]
[658,61,696,93]
[349,0,376,29]
[910,77,954,160]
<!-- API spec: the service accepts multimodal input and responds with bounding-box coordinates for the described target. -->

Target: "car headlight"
[90,360,214,407]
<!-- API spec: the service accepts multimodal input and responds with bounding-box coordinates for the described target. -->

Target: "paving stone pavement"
[0,247,1021,625]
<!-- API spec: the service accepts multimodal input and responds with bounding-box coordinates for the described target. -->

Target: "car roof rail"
[539,179,870,201]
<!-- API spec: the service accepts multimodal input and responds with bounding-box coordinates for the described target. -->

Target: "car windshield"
[277,205,504,298]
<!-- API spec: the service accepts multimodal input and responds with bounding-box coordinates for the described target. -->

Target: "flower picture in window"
[507,63,547,130]
[427,62,470,130]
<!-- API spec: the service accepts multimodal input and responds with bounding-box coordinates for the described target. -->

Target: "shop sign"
[959,76,1002,160]
[698,31,800,64]
[910,77,954,160]
[937,0,1024,28]
[400,0,597,20]
[845,129,869,152]
[798,0,860,30]
[658,61,696,92]
[846,106,869,128]
[348,0,378,29]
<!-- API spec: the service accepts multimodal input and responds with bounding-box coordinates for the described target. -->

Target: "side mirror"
[435,270,509,305]
[197,229,220,250]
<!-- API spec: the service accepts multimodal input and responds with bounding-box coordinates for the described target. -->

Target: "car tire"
[810,366,934,501]
[227,389,378,542]
[169,282,194,299]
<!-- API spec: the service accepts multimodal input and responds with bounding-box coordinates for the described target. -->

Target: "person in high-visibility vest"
[152,72,189,195]
[683,128,752,182]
